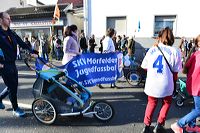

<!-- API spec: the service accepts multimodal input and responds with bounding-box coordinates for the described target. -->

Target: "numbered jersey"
[141,43,182,98]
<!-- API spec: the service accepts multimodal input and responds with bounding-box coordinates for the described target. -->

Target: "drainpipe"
[83,0,89,39]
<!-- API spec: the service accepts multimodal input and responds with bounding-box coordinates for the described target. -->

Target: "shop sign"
[11,20,63,28]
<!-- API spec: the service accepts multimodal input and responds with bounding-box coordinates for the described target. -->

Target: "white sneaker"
[13,107,26,117]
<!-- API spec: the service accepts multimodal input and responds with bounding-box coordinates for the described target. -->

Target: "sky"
[38,0,57,5]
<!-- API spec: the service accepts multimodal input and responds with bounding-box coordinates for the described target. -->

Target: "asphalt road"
[0,60,194,133]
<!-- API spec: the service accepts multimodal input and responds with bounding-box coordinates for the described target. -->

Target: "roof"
[36,0,45,5]
[7,4,68,20]
[58,0,83,8]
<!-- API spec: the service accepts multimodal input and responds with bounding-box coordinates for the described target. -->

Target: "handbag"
[157,45,177,94]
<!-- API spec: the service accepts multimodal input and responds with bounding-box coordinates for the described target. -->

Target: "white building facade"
[0,0,43,12]
[84,0,200,44]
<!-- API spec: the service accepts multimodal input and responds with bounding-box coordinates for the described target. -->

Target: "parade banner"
[64,52,123,87]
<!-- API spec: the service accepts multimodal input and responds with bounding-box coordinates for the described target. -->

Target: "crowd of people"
[0,11,200,133]
[16,24,136,65]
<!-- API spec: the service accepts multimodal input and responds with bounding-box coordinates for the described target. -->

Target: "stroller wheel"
[176,99,184,107]
[126,71,142,86]
[32,98,57,125]
[92,101,114,122]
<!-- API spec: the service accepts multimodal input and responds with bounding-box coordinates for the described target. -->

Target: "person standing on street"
[62,26,80,65]
[99,35,105,53]
[141,27,182,133]
[79,32,88,53]
[127,36,135,60]
[40,35,49,61]
[31,36,39,52]
[171,34,200,133]
[0,12,38,117]
[103,28,116,88]
[89,34,97,53]
[55,35,62,60]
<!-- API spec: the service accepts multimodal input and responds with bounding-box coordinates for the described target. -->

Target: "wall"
[0,0,22,12]
[0,0,43,12]
[66,13,84,35]
[88,0,200,39]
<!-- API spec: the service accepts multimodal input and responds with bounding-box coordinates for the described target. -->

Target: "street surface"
[0,60,195,133]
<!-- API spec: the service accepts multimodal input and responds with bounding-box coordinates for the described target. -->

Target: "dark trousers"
[82,48,88,53]
[42,50,49,61]
[0,63,18,110]
[56,48,62,60]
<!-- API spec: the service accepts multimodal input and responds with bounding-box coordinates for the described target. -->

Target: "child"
[141,27,182,133]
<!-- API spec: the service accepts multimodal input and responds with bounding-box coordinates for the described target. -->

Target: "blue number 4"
[153,55,163,73]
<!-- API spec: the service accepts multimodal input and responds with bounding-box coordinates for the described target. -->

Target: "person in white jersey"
[141,27,182,133]
[98,28,116,88]
[102,28,116,53]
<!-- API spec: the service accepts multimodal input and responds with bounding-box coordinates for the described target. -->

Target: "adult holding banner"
[62,26,80,65]
[103,28,116,53]
[99,28,116,88]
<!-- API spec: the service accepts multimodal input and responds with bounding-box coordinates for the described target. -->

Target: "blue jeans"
[56,48,62,60]
[178,96,200,128]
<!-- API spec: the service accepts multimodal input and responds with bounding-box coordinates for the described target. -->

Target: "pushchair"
[24,57,114,125]
[122,55,147,87]
[174,79,192,107]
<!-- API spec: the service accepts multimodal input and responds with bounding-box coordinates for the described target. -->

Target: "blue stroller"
[24,57,114,125]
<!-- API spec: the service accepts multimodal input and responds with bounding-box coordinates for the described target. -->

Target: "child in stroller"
[25,57,114,125]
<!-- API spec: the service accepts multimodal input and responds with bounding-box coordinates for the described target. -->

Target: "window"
[154,15,176,36]
[107,16,127,35]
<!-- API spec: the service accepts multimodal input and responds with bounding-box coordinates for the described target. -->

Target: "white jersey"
[102,36,115,53]
[141,43,182,98]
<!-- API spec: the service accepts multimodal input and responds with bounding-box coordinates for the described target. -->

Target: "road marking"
[18,72,35,76]
[2,100,32,109]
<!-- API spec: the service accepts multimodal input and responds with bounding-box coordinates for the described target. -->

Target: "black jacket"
[80,36,87,49]
[0,27,32,63]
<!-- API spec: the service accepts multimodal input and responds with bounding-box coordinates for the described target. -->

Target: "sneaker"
[110,84,117,88]
[185,125,200,133]
[0,101,5,109]
[171,122,183,133]
[141,125,151,133]
[13,107,26,117]
[153,123,165,133]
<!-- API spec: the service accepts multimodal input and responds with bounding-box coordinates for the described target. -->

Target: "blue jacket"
[0,27,32,63]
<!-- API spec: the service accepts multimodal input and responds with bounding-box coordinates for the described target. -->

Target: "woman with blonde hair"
[62,26,80,65]
[141,27,182,133]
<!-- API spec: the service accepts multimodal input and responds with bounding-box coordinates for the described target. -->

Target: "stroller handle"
[24,58,37,72]
[24,55,52,72]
